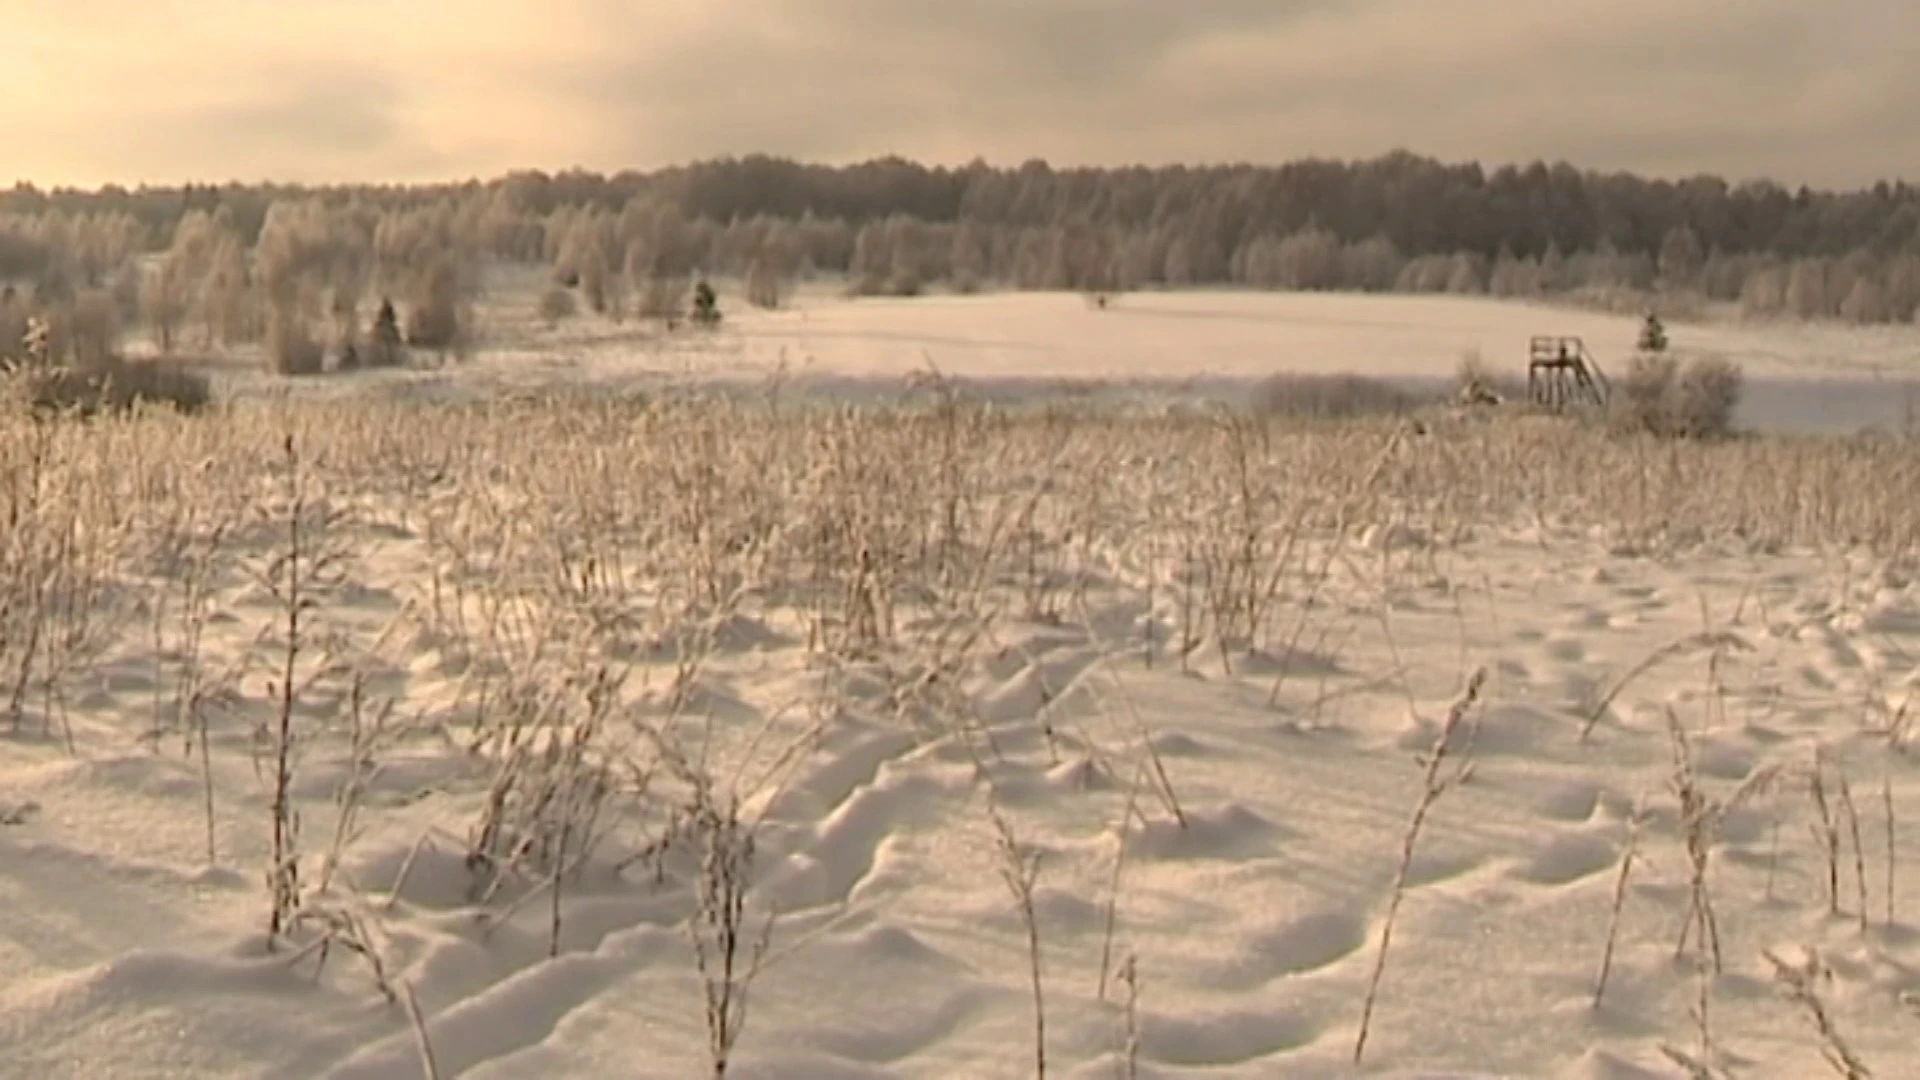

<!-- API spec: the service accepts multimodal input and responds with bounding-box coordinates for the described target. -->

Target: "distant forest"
[4,151,1919,370]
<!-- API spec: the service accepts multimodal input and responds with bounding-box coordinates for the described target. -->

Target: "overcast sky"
[7,0,1915,191]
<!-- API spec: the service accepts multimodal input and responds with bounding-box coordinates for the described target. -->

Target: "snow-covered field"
[215,284,1920,435]
[7,289,1920,1079]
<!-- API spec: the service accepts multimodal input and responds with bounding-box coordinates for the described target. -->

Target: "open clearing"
[6,288,1920,1078]
[215,283,1920,436]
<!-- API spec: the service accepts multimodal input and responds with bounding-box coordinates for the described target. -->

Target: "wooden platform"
[1527,336,1610,410]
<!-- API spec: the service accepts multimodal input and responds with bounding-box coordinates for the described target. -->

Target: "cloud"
[116,67,444,182]
[3,0,1915,189]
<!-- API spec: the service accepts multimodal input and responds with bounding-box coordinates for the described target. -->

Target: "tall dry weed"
[2,372,1920,1073]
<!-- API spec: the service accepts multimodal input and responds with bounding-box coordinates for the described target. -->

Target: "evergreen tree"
[1637,311,1668,353]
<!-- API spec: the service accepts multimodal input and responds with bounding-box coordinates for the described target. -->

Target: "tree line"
[3,150,1918,373]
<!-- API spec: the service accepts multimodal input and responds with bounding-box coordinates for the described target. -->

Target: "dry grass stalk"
[1592,799,1647,1009]
[1354,666,1485,1065]
[1764,949,1875,1079]
[688,788,771,1079]
[314,677,394,898]
[157,507,236,865]
[1658,1044,1717,1080]
[1667,710,1723,973]
[18,369,1920,1072]
[1080,647,1186,831]
[1882,688,1915,750]
[1837,766,1870,934]
[1115,952,1141,1080]
[1882,773,1897,927]
[991,804,1049,1080]
[1659,938,1725,1078]
[1581,630,1752,742]
[401,979,443,1080]
[463,665,624,899]
[1096,767,1143,1002]
[1811,750,1844,917]
[1766,811,1784,904]
[290,900,398,1002]
[1690,940,1717,1070]
[258,432,352,946]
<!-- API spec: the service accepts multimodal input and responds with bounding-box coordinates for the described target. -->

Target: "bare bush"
[1618,353,1678,427]
[1456,349,1524,404]
[41,289,123,373]
[404,255,464,352]
[1612,354,1743,439]
[1253,372,1421,420]
[18,357,212,416]
[1674,356,1743,438]
[267,311,325,377]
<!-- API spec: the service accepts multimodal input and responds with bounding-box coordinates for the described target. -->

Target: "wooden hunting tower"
[1527,336,1610,411]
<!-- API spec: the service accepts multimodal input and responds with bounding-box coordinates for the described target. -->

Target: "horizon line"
[8,148,1913,201]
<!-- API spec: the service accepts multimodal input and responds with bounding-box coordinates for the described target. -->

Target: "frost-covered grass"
[4,379,1920,1078]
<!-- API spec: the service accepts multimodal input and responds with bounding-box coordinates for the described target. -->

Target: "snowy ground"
[5,288,1920,1079]
[210,282,1920,436]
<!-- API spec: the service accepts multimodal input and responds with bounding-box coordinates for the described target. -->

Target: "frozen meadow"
[218,282,1920,436]
[5,285,1920,1079]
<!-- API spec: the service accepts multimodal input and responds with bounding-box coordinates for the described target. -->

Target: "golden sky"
[6,0,1915,189]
